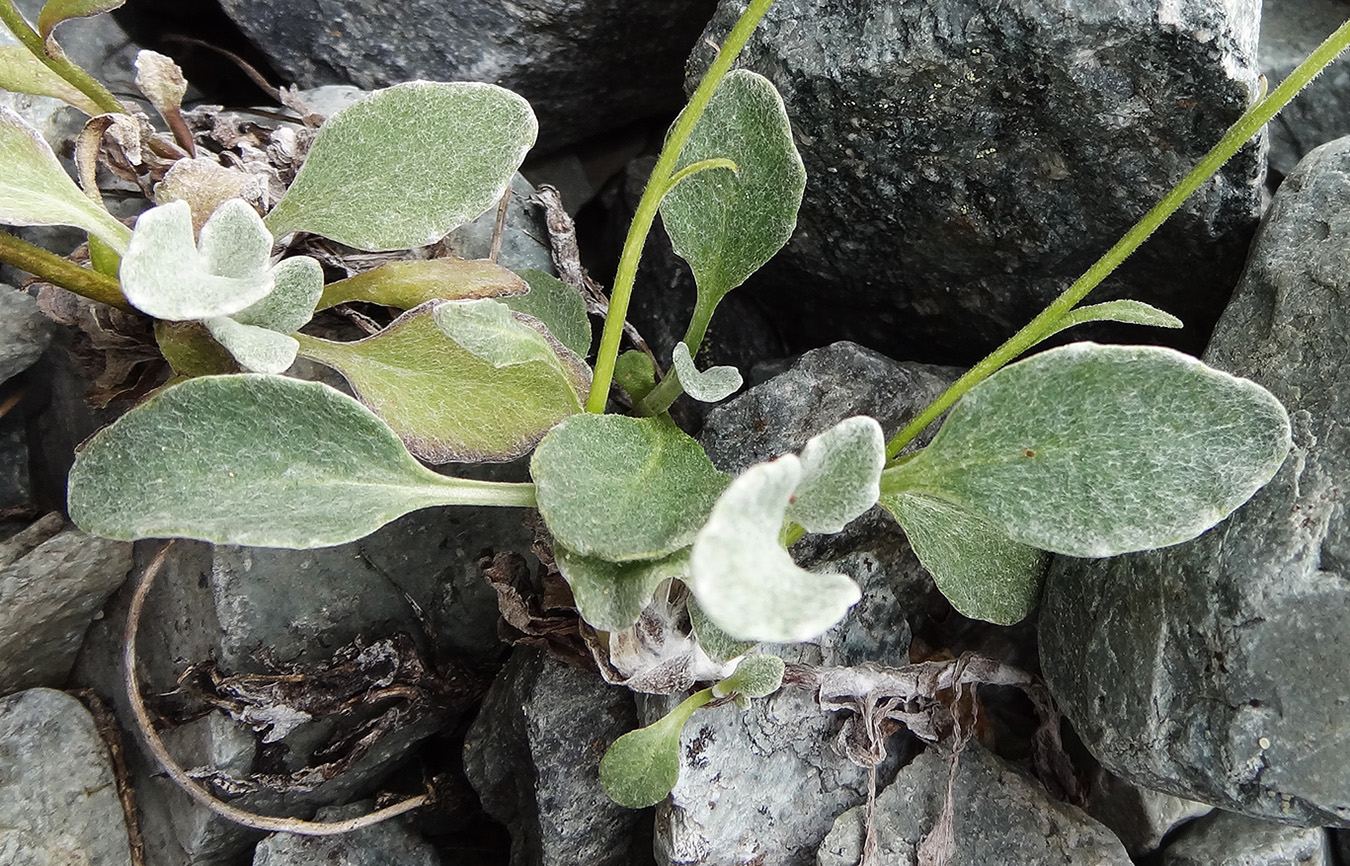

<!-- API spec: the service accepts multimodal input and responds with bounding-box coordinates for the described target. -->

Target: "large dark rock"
[691,0,1265,365]
[215,0,718,152]
[1039,137,1350,827]
[1157,811,1329,866]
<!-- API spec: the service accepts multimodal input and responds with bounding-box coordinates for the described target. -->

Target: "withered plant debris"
[36,284,163,407]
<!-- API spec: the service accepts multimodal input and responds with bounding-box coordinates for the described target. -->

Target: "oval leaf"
[713,654,785,699]
[886,342,1293,557]
[687,455,861,643]
[660,69,805,307]
[67,375,535,548]
[231,255,323,334]
[600,690,708,809]
[554,545,690,632]
[671,341,741,403]
[509,269,591,359]
[786,415,884,534]
[1036,300,1183,345]
[614,349,657,403]
[37,0,125,45]
[0,46,102,114]
[317,258,528,312]
[264,81,537,251]
[203,316,298,374]
[296,299,587,463]
[0,106,131,251]
[531,414,729,562]
[880,491,1049,625]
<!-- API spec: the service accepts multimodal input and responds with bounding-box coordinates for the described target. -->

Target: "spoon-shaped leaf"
[660,69,805,308]
[671,341,741,403]
[786,416,884,534]
[687,455,861,643]
[67,374,536,548]
[0,106,130,251]
[316,258,528,312]
[531,413,729,562]
[203,317,298,374]
[600,688,712,809]
[688,598,755,663]
[231,256,323,334]
[884,342,1292,557]
[509,269,591,359]
[0,46,101,114]
[880,491,1049,625]
[713,654,785,699]
[553,545,689,632]
[614,349,657,403]
[37,0,125,45]
[264,81,537,251]
[296,299,588,463]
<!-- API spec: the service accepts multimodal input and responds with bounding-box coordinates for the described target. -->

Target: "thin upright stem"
[0,0,127,116]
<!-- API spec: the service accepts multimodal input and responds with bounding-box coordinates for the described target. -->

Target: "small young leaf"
[67,375,536,548]
[880,491,1049,625]
[600,688,711,809]
[153,157,258,235]
[660,69,805,307]
[0,46,101,114]
[687,455,861,643]
[36,0,125,47]
[0,106,131,251]
[231,256,323,334]
[785,415,885,534]
[119,200,275,320]
[153,320,237,378]
[554,545,689,632]
[713,654,785,699]
[688,598,755,663]
[264,82,537,251]
[671,341,741,403]
[508,269,591,359]
[133,50,187,117]
[1037,300,1184,344]
[614,350,657,403]
[316,258,528,312]
[203,316,298,374]
[531,414,729,562]
[884,342,1292,557]
[296,300,588,463]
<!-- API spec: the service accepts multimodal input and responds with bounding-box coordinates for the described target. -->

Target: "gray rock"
[0,513,131,693]
[1083,767,1212,858]
[1158,810,1329,866]
[1038,137,1350,827]
[445,173,557,279]
[691,0,1265,364]
[1332,828,1349,864]
[0,688,134,866]
[463,647,646,866]
[252,801,439,865]
[1259,0,1350,183]
[216,0,718,151]
[0,426,32,515]
[817,744,1131,866]
[0,287,54,384]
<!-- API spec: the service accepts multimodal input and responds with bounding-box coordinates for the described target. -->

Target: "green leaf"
[120,200,275,320]
[785,416,884,534]
[688,598,755,663]
[67,374,536,548]
[153,320,237,378]
[0,106,131,251]
[553,545,689,632]
[0,46,101,114]
[687,455,861,643]
[713,654,785,699]
[660,69,805,307]
[1038,300,1183,343]
[231,255,323,334]
[671,341,741,403]
[531,413,729,562]
[880,491,1049,625]
[316,258,528,311]
[296,299,588,463]
[508,269,591,359]
[203,316,298,374]
[264,82,537,251]
[614,350,657,403]
[883,342,1292,558]
[37,0,124,45]
[600,689,711,809]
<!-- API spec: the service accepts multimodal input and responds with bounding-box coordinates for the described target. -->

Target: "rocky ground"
[2,0,1350,864]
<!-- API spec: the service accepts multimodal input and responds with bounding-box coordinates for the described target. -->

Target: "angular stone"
[0,513,131,693]
[0,688,134,866]
[1039,137,1350,827]
[1158,810,1329,866]
[818,745,1131,866]
[691,0,1265,364]
[463,647,645,866]
[252,802,439,865]
[0,287,54,384]
[1258,0,1350,182]
[215,0,718,151]
[1083,767,1212,859]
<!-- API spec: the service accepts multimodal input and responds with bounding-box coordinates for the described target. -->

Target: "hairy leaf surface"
[786,415,884,534]
[671,341,741,403]
[600,690,708,809]
[554,546,689,632]
[203,316,298,374]
[0,46,101,113]
[714,654,785,699]
[231,255,323,334]
[317,258,527,311]
[509,269,591,359]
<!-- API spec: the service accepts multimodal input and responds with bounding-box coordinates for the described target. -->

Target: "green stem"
[586,0,777,413]
[0,230,130,311]
[635,292,719,416]
[884,17,1350,462]
[428,476,538,509]
[0,0,127,115]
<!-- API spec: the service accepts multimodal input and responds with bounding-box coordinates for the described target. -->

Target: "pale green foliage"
[231,256,325,334]
[883,342,1292,558]
[263,82,537,251]
[316,258,528,311]
[599,689,711,809]
[688,455,861,643]
[531,414,729,562]
[0,46,100,113]
[880,491,1048,624]
[660,69,805,308]
[203,316,298,375]
[687,598,755,663]
[553,546,689,632]
[296,299,589,463]
[1035,300,1183,345]
[66,375,535,548]
[713,654,785,699]
[614,350,657,402]
[0,106,130,250]
[785,415,884,534]
[671,341,742,403]
[36,0,124,45]
[510,269,592,359]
